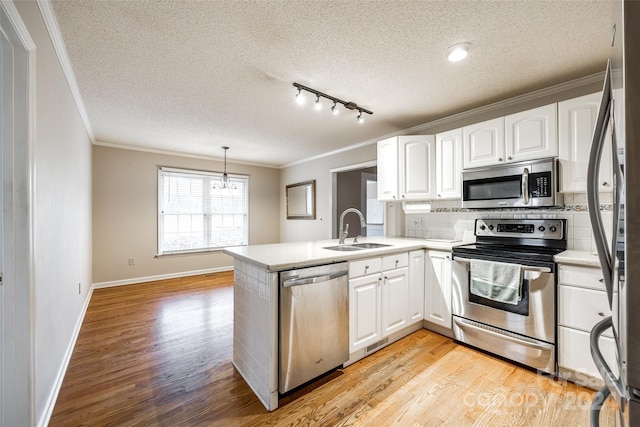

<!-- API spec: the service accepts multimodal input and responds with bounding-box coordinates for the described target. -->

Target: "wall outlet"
[128,258,135,266]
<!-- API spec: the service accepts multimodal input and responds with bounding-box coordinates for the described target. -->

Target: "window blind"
[157,167,248,255]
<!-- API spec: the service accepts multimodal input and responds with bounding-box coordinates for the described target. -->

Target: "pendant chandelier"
[213,146,237,192]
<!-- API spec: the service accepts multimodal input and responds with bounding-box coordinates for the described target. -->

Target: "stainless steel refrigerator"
[588,1,640,426]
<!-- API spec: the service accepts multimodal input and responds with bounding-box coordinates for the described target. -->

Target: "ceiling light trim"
[447,42,471,62]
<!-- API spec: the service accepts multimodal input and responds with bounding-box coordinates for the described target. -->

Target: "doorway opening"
[331,162,384,239]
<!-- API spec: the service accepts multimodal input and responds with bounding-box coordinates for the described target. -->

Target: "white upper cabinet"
[377,135,435,201]
[435,128,463,199]
[505,103,558,162]
[377,137,399,200]
[463,104,558,169]
[558,92,612,193]
[463,117,505,169]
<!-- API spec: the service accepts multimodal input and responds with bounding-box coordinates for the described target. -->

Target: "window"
[157,167,248,255]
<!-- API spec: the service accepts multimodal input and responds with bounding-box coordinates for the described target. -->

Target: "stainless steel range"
[451,218,567,374]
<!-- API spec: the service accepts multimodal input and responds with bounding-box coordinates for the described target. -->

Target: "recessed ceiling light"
[447,43,471,62]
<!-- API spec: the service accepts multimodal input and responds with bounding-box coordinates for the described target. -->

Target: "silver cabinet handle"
[452,256,551,273]
[454,317,553,351]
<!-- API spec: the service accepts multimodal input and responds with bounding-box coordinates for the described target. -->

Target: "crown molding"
[93,140,279,169]
[37,0,95,142]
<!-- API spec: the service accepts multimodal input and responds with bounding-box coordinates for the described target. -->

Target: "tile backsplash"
[404,192,613,253]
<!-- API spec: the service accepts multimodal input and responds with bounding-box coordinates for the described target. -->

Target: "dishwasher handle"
[282,270,348,287]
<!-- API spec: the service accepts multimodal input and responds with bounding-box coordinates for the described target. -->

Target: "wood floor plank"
[50,272,616,426]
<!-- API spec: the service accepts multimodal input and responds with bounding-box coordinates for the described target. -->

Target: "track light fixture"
[293,82,373,123]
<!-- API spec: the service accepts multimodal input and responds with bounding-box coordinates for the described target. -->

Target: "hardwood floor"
[50,272,615,426]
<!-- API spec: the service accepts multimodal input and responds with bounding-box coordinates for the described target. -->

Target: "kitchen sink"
[323,245,364,251]
[323,243,392,251]
[350,243,392,249]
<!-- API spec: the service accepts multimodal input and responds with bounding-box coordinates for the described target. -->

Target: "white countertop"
[224,236,471,272]
[554,250,602,267]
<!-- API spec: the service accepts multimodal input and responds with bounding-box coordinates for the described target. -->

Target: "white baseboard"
[92,266,234,289]
[37,285,94,427]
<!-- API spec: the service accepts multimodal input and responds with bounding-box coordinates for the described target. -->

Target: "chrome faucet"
[338,208,367,244]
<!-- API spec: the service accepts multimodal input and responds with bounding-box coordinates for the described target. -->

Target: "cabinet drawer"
[558,326,617,381]
[349,257,382,279]
[558,285,613,337]
[382,252,409,271]
[558,264,606,291]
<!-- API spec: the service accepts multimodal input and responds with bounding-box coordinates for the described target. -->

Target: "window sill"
[155,247,243,258]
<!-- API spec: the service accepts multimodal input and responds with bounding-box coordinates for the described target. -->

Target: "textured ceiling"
[50,0,612,167]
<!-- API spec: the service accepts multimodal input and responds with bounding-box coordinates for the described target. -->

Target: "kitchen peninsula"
[223,236,464,410]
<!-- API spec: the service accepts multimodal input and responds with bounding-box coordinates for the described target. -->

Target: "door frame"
[0,1,35,425]
[330,160,377,239]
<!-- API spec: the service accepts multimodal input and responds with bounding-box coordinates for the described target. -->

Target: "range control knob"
[480,224,486,231]
[538,226,546,232]
[550,226,557,232]
[488,225,494,231]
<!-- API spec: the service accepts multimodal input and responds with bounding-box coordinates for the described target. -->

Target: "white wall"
[13,1,93,423]
[92,145,281,284]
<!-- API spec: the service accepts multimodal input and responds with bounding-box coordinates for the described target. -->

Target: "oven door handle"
[453,317,554,351]
[452,256,551,273]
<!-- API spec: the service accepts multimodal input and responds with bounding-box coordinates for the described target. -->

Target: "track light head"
[331,102,339,115]
[295,88,305,105]
[314,95,322,110]
[357,111,364,124]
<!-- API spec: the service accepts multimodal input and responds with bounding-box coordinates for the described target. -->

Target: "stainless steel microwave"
[461,158,562,209]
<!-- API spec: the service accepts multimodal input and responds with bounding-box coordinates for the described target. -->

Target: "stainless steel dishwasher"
[279,262,349,393]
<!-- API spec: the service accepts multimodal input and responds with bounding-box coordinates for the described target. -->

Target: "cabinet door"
[558,285,613,338]
[505,104,558,162]
[558,93,612,193]
[424,251,452,329]
[436,128,463,199]
[463,117,505,169]
[398,135,436,200]
[377,137,398,201]
[349,274,382,353]
[408,250,425,323]
[381,267,409,337]
[558,326,618,380]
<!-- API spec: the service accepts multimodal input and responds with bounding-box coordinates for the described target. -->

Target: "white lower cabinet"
[424,250,452,330]
[349,273,382,353]
[348,252,411,354]
[557,264,618,384]
[381,266,409,336]
[408,250,425,323]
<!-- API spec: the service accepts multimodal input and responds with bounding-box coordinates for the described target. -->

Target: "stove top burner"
[453,218,568,264]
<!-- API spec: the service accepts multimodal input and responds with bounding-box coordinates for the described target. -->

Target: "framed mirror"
[286,180,316,220]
